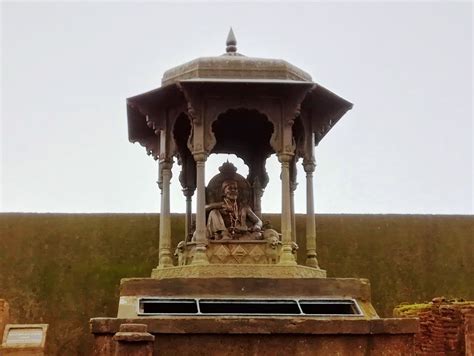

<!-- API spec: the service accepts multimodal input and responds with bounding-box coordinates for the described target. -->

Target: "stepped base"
[91,277,418,355]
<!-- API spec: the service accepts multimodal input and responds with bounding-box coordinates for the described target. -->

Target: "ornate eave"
[126,79,352,159]
[302,85,353,144]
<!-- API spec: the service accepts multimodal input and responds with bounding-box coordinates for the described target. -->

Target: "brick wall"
[464,310,474,356]
[394,298,474,355]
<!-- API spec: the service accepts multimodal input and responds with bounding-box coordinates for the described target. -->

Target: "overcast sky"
[1,1,472,214]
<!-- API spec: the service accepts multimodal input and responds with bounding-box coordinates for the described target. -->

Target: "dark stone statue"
[207,179,262,240]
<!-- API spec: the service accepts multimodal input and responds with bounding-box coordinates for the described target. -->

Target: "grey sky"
[1,1,472,214]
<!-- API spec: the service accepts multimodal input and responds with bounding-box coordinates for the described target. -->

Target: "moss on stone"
[393,303,432,317]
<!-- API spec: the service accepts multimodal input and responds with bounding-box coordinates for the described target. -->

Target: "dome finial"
[226,27,237,54]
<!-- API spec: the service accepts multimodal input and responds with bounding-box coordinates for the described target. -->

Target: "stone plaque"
[2,324,48,348]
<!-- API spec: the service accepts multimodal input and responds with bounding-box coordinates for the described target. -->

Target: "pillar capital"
[303,163,316,174]
[192,152,208,162]
[159,158,173,170]
[182,187,196,198]
[277,152,294,163]
[303,158,316,173]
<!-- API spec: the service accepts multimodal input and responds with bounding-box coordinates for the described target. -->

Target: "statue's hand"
[249,225,261,232]
[220,206,229,214]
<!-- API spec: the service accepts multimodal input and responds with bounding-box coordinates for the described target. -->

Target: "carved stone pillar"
[178,152,196,241]
[290,181,297,243]
[247,156,269,218]
[303,158,319,268]
[182,187,195,240]
[158,159,173,268]
[278,153,297,265]
[252,177,264,218]
[290,157,298,243]
[191,153,209,265]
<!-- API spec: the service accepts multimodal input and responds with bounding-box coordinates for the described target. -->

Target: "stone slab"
[91,317,418,335]
[120,277,369,300]
[1,324,48,356]
[1,324,48,348]
[117,276,378,319]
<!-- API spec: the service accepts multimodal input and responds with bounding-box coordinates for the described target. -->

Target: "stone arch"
[210,108,274,162]
[210,108,275,216]
[173,112,196,192]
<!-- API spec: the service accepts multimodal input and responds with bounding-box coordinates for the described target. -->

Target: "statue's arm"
[206,202,224,212]
[246,208,263,230]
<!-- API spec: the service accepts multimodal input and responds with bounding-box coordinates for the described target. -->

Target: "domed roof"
[127,29,353,158]
[161,28,312,86]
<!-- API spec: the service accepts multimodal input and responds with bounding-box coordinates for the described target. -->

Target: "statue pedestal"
[90,277,418,355]
[151,264,326,279]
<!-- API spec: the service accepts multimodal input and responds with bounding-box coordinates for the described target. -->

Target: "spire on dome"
[226,27,237,55]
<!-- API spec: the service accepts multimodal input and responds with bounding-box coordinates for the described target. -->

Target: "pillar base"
[189,246,209,266]
[305,255,319,268]
[278,245,297,266]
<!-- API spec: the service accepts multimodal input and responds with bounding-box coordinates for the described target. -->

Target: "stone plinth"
[91,277,417,354]
[91,317,417,356]
[117,277,373,318]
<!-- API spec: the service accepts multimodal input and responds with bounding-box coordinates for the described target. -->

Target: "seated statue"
[207,179,263,240]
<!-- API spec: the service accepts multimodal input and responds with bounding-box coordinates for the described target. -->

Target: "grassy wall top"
[0,213,472,355]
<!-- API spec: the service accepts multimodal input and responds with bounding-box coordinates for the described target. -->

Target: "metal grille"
[139,298,362,316]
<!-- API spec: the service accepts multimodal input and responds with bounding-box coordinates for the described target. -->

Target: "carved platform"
[151,264,326,279]
[177,240,283,265]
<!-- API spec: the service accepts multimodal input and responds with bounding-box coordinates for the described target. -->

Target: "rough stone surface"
[91,317,418,335]
[154,334,414,356]
[0,347,45,356]
[118,323,148,333]
[91,317,416,356]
